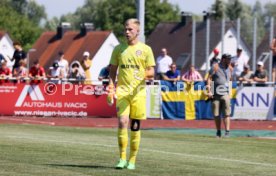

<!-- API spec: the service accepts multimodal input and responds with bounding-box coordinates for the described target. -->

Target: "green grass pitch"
[1,124,276,176]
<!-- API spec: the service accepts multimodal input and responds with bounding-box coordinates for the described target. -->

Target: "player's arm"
[206,63,217,98]
[145,66,154,80]
[145,46,156,80]
[109,64,118,86]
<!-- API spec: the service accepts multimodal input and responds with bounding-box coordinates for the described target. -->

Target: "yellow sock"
[117,128,128,160]
[129,130,141,164]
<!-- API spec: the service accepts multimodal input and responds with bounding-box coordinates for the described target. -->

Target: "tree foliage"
[210,0,266,46]
[212,0,226,20]
[54,0,180,42]
[0,5,42,50]
[226,0,243,20]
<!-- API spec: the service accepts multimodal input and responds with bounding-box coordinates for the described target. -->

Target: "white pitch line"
[143,149,276,167]
[4,135,276,168]
[0,117,55,126]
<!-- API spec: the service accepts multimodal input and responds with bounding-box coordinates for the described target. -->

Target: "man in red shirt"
[0,61,12,83]
[29,60,46,83]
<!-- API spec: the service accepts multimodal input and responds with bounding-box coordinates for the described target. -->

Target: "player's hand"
[106,83,115,106]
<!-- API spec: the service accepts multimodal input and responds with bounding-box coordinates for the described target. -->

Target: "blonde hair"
[125,18,140,27]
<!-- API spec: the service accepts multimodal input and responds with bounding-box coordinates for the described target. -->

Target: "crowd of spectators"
[0,42,97,84]
[0,42,271,86]
[155,47,269,86]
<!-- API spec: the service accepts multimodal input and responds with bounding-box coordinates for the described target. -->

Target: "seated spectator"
[98,64,111,85]
[182,65,203,83]
[163,63,180,82]
[98,64,111,80]
[0,53,8,64]
[238,64,254,85]
[0,61,12,83]
[56,51,69,78]
[29,60,46,83]
[253,61,268,86]
[68,61,85,83]
[47,61,64,84]
[81,51,92,84]
[13,60,28,82]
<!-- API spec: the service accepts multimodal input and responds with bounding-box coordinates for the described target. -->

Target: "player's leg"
[222,95,231,137]
[212,96,221,137]
[127,95,146,169]
[115,97,130,169]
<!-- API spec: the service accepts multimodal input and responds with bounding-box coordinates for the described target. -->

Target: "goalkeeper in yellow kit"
[108,18,155,170]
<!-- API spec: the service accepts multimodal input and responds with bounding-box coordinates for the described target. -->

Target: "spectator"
[238,64,254,84]
[0,53,8,64]
[81,51,92,84]
[207,54,232,138]
[231,48,248,81]
[13,60,28,82]
[47,61,64,84]
[253,61,268,86]
[156,48,173,80]
[56,51,69,78]
[11,41,26,72]
[163,63,180,82]
[182,65,203,83]
[98,64,111,81]
[68,61,85,82]
[210,48,220,67]
[29,60,46,83]
[270,36,276,82]
[0,61,12,82]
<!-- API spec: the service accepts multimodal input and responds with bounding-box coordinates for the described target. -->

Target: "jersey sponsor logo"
[136,50,142,57]
[121,65,140,69]
[15,85,45,107]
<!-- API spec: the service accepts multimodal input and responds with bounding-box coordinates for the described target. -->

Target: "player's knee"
[130,119,140,131]
[118,117,129,128]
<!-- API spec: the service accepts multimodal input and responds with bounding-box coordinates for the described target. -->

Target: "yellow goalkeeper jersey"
[110,42,155,97]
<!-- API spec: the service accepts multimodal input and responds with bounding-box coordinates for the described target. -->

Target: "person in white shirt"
[156,48,172,80]
[47,61,64,84]
[56,51,69,78]
[231,48,248,81]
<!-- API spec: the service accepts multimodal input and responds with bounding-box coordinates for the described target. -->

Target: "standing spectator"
[68,61,85,82]
[56,51,69,78]
[156,48,172,80]
[238,64,254,84]
[270,36,276,82]
[182,65,203,83]
[210,48,220,67]
[253,61,268,86]
[0,61,12,83]
[11,42,26,72]
[13,60,28,82]
[98,64,111,81]
[207,54,232,138]
[29,60,46,83]
[47,61,64,84]
[231,48,248,81]
[163,63,180,82]
[81,51,92,84]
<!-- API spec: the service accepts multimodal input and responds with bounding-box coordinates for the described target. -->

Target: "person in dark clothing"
[11,42,26,71]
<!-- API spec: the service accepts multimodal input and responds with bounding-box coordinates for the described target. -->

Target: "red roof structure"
[29,27,112,69]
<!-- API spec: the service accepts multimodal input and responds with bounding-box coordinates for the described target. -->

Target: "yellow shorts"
[116,95,146,120]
